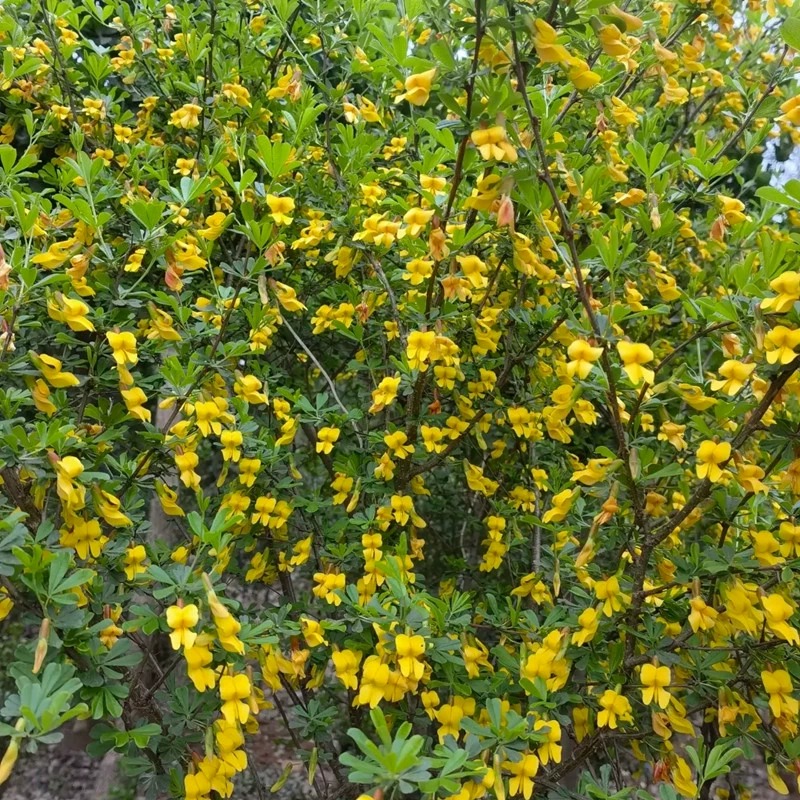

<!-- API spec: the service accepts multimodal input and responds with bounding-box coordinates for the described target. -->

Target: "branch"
[507,4,646,533]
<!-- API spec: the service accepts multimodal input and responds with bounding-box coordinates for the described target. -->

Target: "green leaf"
[781,17,800,51]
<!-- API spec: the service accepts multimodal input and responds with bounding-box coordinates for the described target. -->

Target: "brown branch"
[0,467,42,532]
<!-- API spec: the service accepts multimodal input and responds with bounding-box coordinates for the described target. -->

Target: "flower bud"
[496,195,515,230]
[32,618,50,674]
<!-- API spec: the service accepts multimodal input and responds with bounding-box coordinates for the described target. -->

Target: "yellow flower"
[60,516,105,559]
[533,719,562,765]
[266,195,295,226]
[407,330,436,371]
[695,440,731,483]
[312,571,346,605]
[614,188,647,207]
[765,325,800,365]
[384,430,414,459]
[272,280,306,312]
[0,726,22,785]
[94,488,132,527]
[718,195,748,225]
[121,386,152,423]
[198,211,228,240]
[106,331,137,367]
[156,481,185,515]
[597,689,632,729]
[185,637,216,692]
[301,616,327,647]
[169,102,202,128]
[506,751,539,799]
[736,463,766,494]
[47,293,94,332]
[394,633,425,680]
[332,649,362,690]
[688,596,717,632]
[594,576,629,617]
[470,126,518,163]
[434,703,464,743]
[220,430,242,462]
[166,603,199,650]
[567,339,603,379]
[353,213,400,247]
[233,374,267,405]
[678,383,716,411]
[617,341,654,385]
[542,488,578,524]
[779,95,800,125]
[32,238,77,269]
[369,375,401,413]
[761,593,800,644]
[572,707,590,742]
[173,157,196,176]
[395,68,436,106]
[671,756,697,799]
[0,587,14,622]
[219,673,251,724]
[566,57,601,90]
[420,425,446,454]
[532,19,570,64]
[709,359,754,395]
[30,379,56,415]
[221,82,250,107]
[598,24,638,70]
[316,426,340,454]
[571,607,599,645]
[762,270,800,313]
[762,668,798,719]
[34,353,79,388]
[55,455,86,511]
[123,545,147,581]
[640,663,671,708]
[357,654,390,707]
[608,4,643,29]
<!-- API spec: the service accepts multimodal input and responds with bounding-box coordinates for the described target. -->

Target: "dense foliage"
[2,0,800,798]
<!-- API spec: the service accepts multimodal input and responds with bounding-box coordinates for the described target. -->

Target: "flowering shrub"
[2,0,800,798]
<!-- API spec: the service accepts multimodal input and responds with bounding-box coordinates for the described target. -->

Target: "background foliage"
[2,0,800,798]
